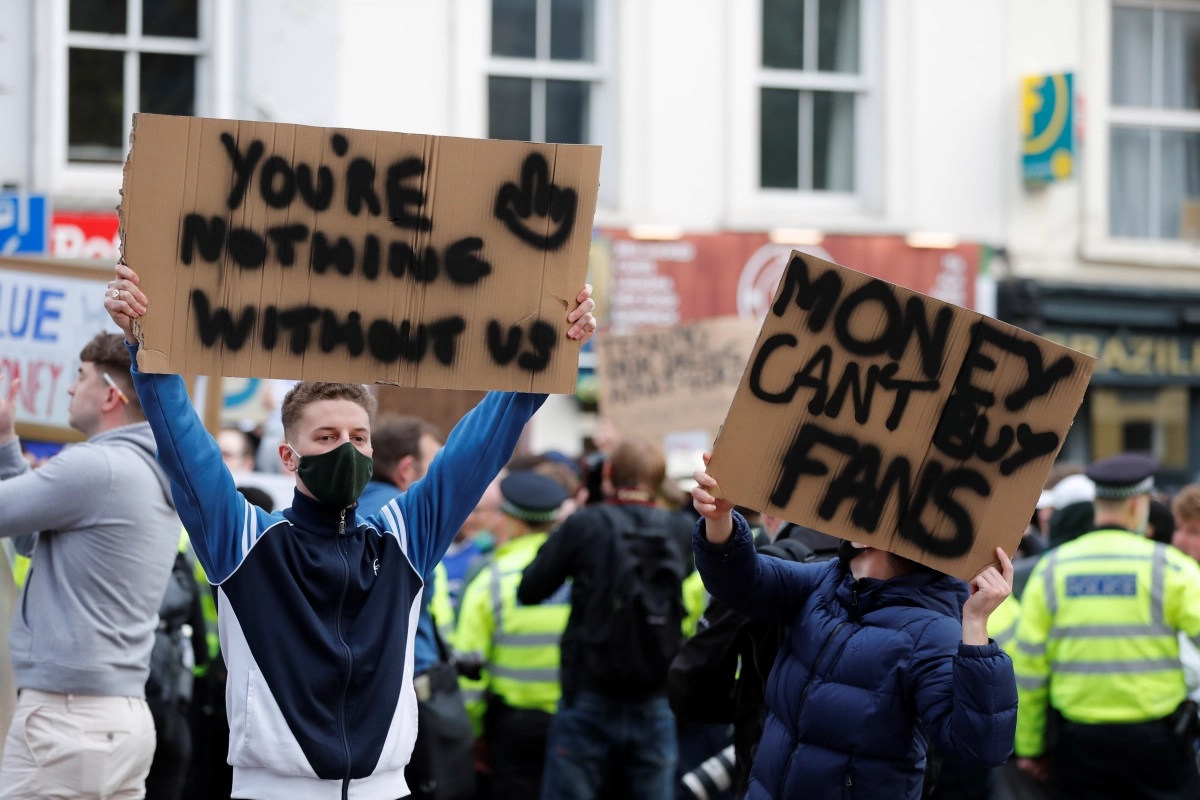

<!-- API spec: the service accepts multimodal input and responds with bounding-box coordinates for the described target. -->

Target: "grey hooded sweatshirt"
[0,422,180,697]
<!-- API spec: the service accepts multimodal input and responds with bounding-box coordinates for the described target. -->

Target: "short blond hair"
[1173,484,1200,524]
[281,382,377,440]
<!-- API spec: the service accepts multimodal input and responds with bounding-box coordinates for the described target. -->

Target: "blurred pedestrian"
[1014,453,1200,798]
[455,471,571,800]
[0,333,182,799]
[520,438,694,800]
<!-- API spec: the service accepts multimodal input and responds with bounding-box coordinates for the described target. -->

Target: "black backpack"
[582,505,688,695]
[146,549,200,710]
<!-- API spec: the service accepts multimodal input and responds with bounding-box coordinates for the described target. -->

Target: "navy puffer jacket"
[694,513,1017,800]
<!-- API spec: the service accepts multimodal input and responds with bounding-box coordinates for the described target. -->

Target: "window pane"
[817,0,859,73]
[70,0,126,34]
[1109,126,1152,238]
[493,0,536,57]
[1162,10,1200,111]
[140,53,195,116]
[763,0,805,70]
[761,88,800,188]
[1111,6,1153,107]
[551,0,594,61]
[144,0,199,38]
[68,48,125,163]
[812,90,854,191]
[546,80,588,143]
[489,76,533,140]
[1160,129,1200,239]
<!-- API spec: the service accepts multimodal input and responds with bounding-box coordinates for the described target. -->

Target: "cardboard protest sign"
[597,317,760,451]
[120,114,601,393]
[0,256,121,442]
[708,251,1096,580]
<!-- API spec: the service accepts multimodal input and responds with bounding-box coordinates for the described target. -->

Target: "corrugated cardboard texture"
[709,251,1096,581]
[119,114,601,393]
[597,317,760,449]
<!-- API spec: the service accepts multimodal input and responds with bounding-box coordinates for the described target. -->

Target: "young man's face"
[66,361,115,436]
[283,399,373,467]
[1173,517,1200,563]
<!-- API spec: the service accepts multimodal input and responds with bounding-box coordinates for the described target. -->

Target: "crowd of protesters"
[1,266,1200,800]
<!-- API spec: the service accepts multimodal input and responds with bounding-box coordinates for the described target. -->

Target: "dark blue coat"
[694,513,1017,800]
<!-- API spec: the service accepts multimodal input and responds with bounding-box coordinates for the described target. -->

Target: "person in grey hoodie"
[0,332,182,800]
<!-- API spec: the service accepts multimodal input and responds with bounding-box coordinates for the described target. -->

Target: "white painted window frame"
[727,0,883,229]
[1081,0,1200,268]
[33,0,235,201]
[482,0,616,207]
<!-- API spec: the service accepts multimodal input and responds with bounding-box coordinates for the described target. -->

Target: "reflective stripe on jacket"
[454,532,568,736]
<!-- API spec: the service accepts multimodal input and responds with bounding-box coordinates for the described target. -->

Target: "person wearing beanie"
[454,471,570,800]
[1014,453,1200,798]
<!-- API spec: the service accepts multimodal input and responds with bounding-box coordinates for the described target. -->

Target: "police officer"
[454,471,570,800]
[1013,453,1200,799]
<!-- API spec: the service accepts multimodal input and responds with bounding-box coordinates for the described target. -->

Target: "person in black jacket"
[518,437,694,800]
[669,517,838,799]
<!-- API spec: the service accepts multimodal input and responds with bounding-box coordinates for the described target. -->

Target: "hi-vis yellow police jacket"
[454,532,569,737]
[1013,529,1200,756]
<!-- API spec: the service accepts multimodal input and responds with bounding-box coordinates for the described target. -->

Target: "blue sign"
[0,194,50,255]
[1022,73,1075,185]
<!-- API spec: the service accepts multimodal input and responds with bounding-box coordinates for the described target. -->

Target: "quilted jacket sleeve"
[909,615,1019,767]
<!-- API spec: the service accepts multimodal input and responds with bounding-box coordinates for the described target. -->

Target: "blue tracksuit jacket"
[129,343,544,800]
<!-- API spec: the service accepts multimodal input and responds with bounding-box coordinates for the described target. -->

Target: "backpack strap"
[762,538,817,564]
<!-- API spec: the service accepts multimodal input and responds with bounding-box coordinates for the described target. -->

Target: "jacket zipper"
[780,616,851,795]
[336,508,353,797]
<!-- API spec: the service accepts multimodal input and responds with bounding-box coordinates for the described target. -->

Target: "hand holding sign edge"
[692,451,734,544]
[962,546,1013,645]
[105,262,148,345]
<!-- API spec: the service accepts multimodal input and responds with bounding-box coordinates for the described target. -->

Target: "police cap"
[1085,453,1158,500]
[499,471,569,523]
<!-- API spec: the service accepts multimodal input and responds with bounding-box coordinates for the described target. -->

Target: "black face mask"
[838,540,867,571]
[290,442,373,509]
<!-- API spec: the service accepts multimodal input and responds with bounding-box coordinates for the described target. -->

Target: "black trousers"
[1054,716,1200,800]
[183,675,233,800]
[146,699,191,800]
[482,704,551,800]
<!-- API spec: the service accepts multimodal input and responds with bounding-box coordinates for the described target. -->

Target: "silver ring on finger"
[110,289,120,299]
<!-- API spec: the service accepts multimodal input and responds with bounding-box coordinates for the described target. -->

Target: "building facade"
[1,0,1197,477]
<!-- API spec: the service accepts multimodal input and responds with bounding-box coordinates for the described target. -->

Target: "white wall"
[335,1,456,135]
[901,0,1007,243]
[240,0,342,125]
[1003,0,1200,288]
[0,0,33,189]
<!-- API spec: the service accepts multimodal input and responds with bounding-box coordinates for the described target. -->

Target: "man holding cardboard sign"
[105,114,601,798]
[105,261,595,799]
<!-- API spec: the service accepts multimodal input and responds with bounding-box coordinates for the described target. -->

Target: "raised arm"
[691,455,823,625]
[106,264,266,582]
[394,284,597,577]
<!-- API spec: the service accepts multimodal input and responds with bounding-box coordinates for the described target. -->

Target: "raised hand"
[962,546,1014,645]
[104,263,148,344]
[567,284,597,343]
[0,373,20,445]
[692,452,735,544]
